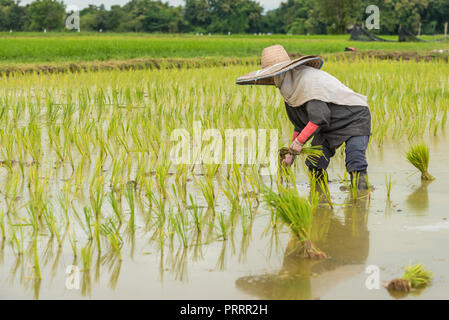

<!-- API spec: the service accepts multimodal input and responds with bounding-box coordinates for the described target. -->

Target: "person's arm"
[289,100,331,154]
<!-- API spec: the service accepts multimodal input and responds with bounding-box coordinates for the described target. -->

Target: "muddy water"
[1,136,448,300]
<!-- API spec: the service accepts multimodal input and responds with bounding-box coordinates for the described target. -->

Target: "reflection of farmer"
[235,200,370,300]
[237,45,371,189]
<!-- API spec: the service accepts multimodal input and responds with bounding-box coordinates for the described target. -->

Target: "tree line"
[0,0,448,34]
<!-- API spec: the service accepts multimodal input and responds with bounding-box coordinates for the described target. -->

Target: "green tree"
[26,0,65,31]
[0,0,26,31]
[316,0,361,33]
[207,0,263,34]
[122,0,187,33]
[184,0,210,32]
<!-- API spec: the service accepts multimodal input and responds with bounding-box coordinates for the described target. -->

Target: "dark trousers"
[305,136,369,173]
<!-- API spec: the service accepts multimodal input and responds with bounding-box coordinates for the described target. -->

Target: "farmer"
[236,45,371,189]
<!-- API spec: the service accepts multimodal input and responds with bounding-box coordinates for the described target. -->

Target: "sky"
[20,0,281,12]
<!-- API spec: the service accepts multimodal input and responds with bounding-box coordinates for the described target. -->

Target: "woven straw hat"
[236,44,323,86]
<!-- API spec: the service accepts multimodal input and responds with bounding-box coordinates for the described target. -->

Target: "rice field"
[1,33,448,64]
[1,56,449,299]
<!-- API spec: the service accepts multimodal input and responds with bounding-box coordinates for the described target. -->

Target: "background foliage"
[0,0,448,34]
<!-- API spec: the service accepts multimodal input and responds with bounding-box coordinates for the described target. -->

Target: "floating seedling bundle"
[263,184,327,259]
[406,143,435,181]
[387,263,433,292]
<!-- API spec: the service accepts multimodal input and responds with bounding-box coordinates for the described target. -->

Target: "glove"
[289,139,304,155]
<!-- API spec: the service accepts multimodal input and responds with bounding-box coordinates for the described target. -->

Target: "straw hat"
[236,44,323,86]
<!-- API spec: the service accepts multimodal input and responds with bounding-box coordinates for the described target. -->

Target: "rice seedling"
[32,233,41,279]
[68,229,77,259]
[385,173,392,200]
[125,183,136,234]
[406,143,435,181]
[263,183,326,259]
[108,192,122,227]
[168,210,189,248]
[81,244,93,271]
[215,211,229,241]
[42,206,62,247]
[222,164,242,215]
[387,263,433,292]
[198,178,216,211]
[101,218,123,258]
[316,172,333,208]
[402,263,434,288]
[174,164,188,204]
[155,164,170,200]
[188,195,204,234]
[0,210,5,240]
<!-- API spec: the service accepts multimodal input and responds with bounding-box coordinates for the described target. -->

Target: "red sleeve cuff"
[292,131,299,142]
[296,122,319,144]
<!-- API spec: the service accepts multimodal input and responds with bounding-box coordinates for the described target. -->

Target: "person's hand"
[289,139,303,155]
[283,153,294,166]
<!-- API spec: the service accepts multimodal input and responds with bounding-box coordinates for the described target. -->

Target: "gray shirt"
[285,99,371,149]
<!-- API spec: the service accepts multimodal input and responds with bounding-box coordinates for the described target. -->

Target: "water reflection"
[406,180,431,215]
[235,198,370,299]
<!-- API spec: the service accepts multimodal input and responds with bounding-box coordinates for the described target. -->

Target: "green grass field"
[0,33,448,64]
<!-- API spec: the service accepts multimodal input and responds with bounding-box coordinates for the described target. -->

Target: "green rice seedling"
[199,178,215,212]
[42,205,62,247]
[125,183,136,234]
[0,210,5,240]
[222,164,242,216]
[101,218,123,258]
[155,164,170,200]
[263,183,326,259]
[406,143,435,180]
[144,178,155,219]
[68,229,77,259]
[81,243,92,271]
[32,233,41,279]
[402,263,433,288]
[204,163,220,180]
[244,165,261,207]
[216,211,228,241]
[27,166,49,228]
[188,195,204,233]
[58,182,72,226]
[387,263,433,292]
[175,164,188,204]
[350,171,360,203]
[108,192,122,227]
[10,225,25,255]
[168,210,189,248]
[239,207,250,236]
[79,206,93,241]
[316,171,333,208]
[385,173,392,200]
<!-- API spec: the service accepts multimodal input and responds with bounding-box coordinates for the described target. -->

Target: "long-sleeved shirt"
[285,99,371,149]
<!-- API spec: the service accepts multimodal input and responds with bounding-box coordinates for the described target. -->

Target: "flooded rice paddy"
[1,134,448,300]
[0,64,449,299]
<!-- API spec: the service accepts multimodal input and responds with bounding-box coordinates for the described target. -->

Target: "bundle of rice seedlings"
[406,143,435,181]
[387,263,433,292]
[263,184,327,259]
[279,145,324,167]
